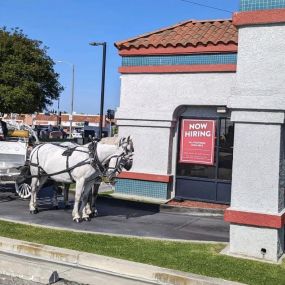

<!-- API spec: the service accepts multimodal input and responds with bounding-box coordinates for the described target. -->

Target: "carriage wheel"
[15,182,32,199]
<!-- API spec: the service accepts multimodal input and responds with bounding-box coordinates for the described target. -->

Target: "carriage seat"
[7,130,29,138]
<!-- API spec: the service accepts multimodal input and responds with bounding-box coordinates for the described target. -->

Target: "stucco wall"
[237,25,285,91]
[118,125,173,174]
[229,24,285,110]
[231,122,282,213]
[117,73,236,121]
[227,18,285,261]
[117,73,235,175]
[230,224,284,262]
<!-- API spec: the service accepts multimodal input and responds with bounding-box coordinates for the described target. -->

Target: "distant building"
[3,113,113,134]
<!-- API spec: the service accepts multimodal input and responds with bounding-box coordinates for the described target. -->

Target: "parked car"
[35,126,66,140]
[71,131,82,139]
[49,129,63,139]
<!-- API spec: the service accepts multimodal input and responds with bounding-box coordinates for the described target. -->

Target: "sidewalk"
[163,199,228,215]
[103,192,227,216]
[89,184,228,216]
[0,237,244,285]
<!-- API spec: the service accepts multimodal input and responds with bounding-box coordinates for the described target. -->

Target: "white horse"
[29,137,133,222]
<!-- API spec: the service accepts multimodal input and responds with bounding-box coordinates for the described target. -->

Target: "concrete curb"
[160,204,225,216]
[0,236,244,285]
[99,195,225,216]
[0,253,60,284]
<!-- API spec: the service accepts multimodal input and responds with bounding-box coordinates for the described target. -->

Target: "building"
[115,0,285,262]
[115,19,237,202]
[4,113,111,133]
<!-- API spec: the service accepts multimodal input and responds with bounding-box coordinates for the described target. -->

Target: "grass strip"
[0,220,284,285]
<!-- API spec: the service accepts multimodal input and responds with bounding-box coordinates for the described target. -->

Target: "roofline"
[115,19,194,48]
[115,18,233,49]
[118,43,238,56]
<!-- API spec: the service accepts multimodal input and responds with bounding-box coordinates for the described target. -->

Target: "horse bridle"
[88,140,133,181]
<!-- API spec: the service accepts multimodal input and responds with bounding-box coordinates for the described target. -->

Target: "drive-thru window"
[176,108,234,204]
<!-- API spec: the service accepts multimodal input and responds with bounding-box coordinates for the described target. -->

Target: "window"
[218,119,234,180]
[176,118,234,181]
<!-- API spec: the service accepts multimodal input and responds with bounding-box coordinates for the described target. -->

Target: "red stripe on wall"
[224,209,285,229]
[119,44,238,56]
[119,64,236,74]
[233,9,285,26]
[118,172,172,183]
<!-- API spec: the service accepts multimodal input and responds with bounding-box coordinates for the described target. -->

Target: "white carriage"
[0,121,39,198]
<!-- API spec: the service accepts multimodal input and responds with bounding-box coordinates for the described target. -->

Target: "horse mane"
[99,136,120,145]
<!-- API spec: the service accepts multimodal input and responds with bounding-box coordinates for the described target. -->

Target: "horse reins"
[27,141,125,181]
[28,143,96,180]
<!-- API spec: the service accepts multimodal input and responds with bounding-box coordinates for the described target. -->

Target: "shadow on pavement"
[33,186,159,219]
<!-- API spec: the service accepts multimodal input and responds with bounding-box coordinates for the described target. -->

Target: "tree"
[0,27,63,113]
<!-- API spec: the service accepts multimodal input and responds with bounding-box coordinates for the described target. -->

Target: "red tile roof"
[61,114,101,123]
[115,19,238,50]
[24,114,102,124]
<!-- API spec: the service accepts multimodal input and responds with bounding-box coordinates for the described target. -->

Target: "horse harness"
[28,141,109,182]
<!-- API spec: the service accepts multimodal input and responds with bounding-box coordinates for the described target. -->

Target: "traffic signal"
[106,109,114,120]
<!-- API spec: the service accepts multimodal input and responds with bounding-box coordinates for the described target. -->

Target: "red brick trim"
[224,209,285,229]
[233,9,285,27]
[118,172,172,183]
[119,64,236,74]
[119,44,238,56]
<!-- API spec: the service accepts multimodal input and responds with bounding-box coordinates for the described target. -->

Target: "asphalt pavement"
[0,185,229,242]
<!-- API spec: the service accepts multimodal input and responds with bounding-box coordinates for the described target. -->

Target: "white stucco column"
[225,111,285,262]
[226,0,285,262]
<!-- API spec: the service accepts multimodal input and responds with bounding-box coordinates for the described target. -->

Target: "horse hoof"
[89,213,97,218]
[53,206,59,210]
[90,210,98,218]
[73,218,81,223]
[83,217,91,222]
[30,209,39,214]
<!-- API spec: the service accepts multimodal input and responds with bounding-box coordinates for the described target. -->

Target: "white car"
[71,132,82,139]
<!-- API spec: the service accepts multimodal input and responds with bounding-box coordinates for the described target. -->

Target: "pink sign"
[180,119,216,165]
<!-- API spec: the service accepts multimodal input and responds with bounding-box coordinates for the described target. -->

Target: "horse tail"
[29,143,46,175]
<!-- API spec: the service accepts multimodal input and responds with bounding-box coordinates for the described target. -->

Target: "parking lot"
[0,185,229,242]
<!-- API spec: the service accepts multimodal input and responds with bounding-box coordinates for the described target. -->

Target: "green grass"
[0,220,285,285]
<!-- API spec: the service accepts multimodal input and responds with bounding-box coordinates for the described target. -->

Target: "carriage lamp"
[89,41,107,140]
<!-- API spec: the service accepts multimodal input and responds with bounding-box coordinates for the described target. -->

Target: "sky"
[0,0,239,115]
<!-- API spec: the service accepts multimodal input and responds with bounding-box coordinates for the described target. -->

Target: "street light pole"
[56,60,75,138]
[89,42,107,139]
[70,64,75,138]
[57,97,60,127]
